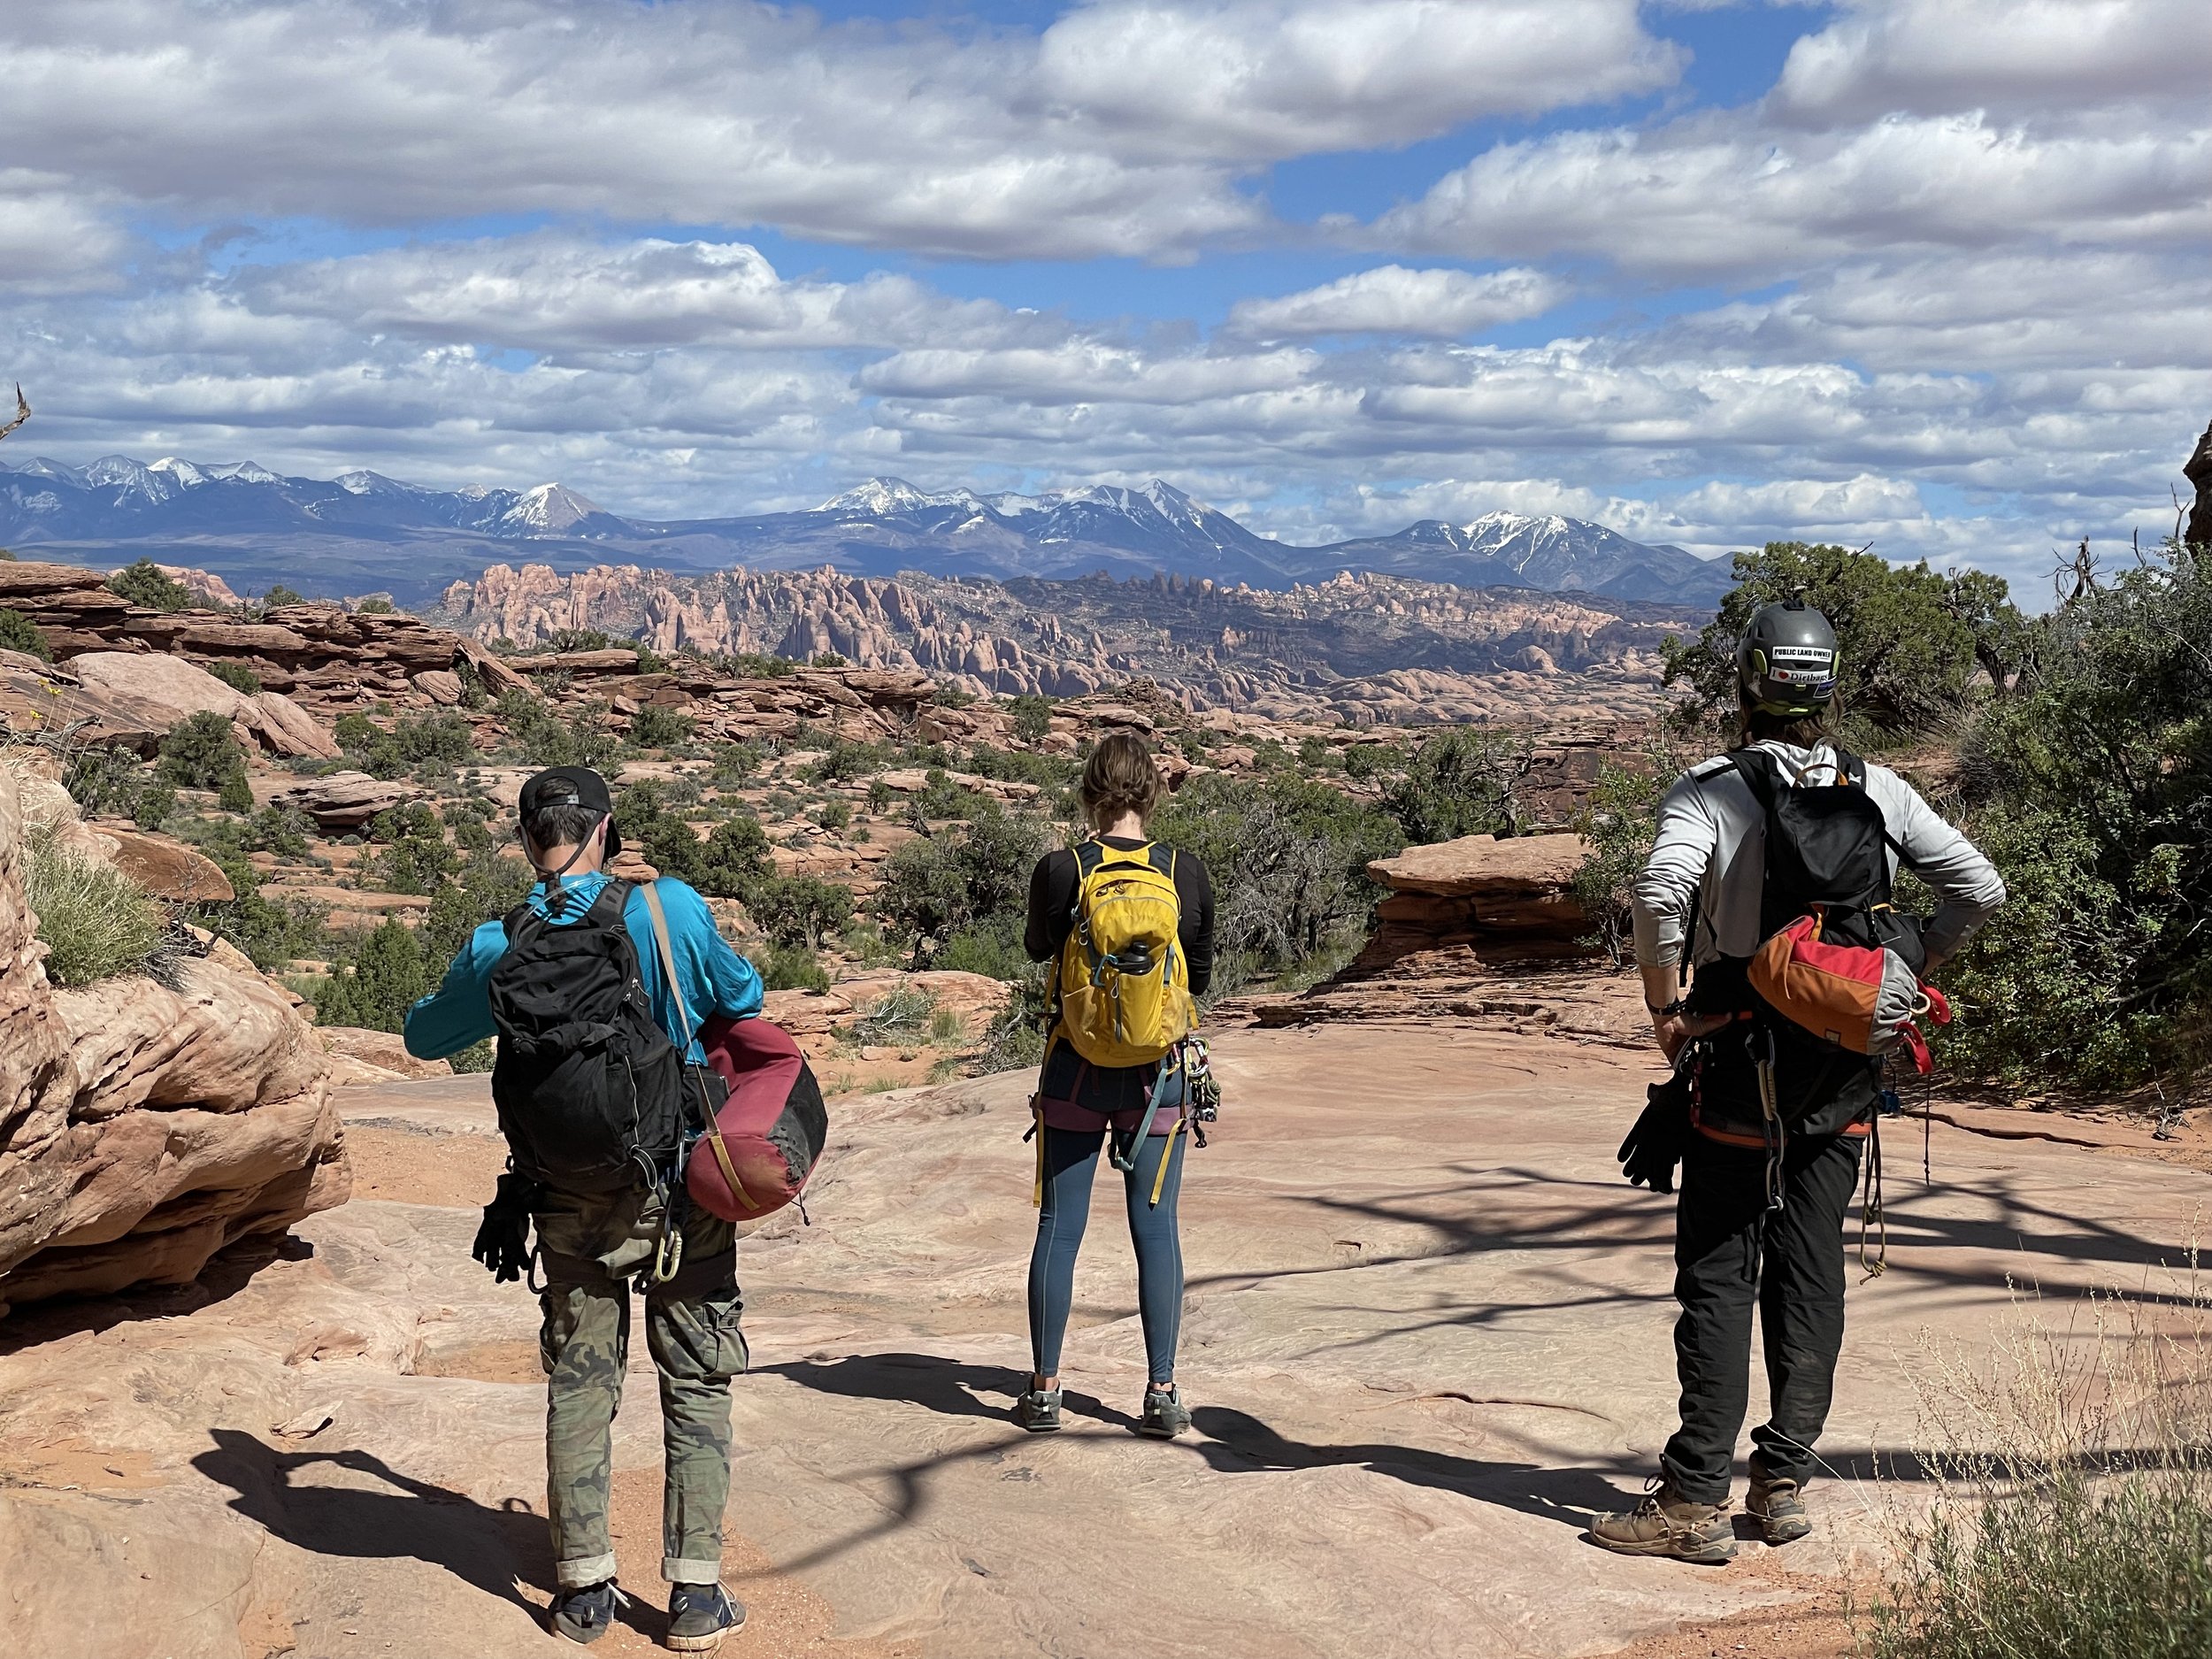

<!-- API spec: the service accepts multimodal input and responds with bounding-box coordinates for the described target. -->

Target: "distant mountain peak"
[501,482,605,535]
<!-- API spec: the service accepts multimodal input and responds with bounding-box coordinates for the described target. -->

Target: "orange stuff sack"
[1750,910,1951,1073]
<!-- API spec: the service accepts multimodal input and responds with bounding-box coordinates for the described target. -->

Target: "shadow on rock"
[763,1350,1146,1434]
[191,1429,608,1632]
[0,1235,313,1356]
[1191,1405,1636,1529]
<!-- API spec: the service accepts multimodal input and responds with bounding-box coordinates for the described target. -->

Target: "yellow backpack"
[1054,840,1195,1067]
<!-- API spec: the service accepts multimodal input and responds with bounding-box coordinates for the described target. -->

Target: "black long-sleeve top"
[1024,837,1216,1112]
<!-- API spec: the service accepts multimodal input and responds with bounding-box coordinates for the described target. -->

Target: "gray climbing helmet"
[1736,600,1840,717]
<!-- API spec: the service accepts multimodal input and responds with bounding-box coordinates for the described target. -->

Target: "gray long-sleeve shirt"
[1631,741,2006,972]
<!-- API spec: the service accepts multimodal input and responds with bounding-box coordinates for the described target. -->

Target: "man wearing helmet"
[1590,600,2006,1563]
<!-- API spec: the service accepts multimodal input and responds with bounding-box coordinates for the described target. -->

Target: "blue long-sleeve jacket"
[403,872,763,1064]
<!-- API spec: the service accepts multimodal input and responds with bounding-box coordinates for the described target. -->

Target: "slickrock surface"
[4,1024,2206,1658]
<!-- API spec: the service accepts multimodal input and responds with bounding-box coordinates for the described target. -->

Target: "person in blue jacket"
[404,765,762,1652]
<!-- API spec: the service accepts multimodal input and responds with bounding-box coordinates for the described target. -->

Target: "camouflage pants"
[534,1184,745,1588]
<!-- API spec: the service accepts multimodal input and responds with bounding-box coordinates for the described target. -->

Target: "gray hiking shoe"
[665,1582,745,1653]
[549,1580,625,1645]
[1588,1479,1738,1565]
[1746,1465,1812,1545]
[1139,1384,1192,1439]
[1016,1384,1064,1432]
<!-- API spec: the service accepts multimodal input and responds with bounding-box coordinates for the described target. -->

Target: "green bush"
[203,660,261,694]
[746,875,854,949]
[710,740,764,782]
[216,769,254,814]
[132,780,175,830]
[0,606,52,661]
[25,840,163,986]
[1662,541,2026,748]
[909,766,982,822]
[187,833,329,970]
[805,738,888,784]
[263,584,304,608]
[549,627,615,654]
[933,919,1031,980]
[1342,741,1403,782]
[494,691,619,771]
[748,941,831,992]
[158,710,249,790]
[245,805,311,858]
[933,682,978,708]
[1153,771,1403,993]
[338,710,476,780]
[693,817,772,899]
[818,799,852,833]
[365,802,458,895]
[1568,756,1672,965]
[629,704,694,749]
[65,745,150,819]
[876,803,1054,949]
[423,849,535,961]
[1010,694,1055,745]
[356,595,396,615]
[314,918,437,1032]
[107,558,190,612]
[1386,726,1531,843]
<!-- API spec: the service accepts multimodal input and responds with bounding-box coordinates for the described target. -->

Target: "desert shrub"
[908,766,983,822]
[972,971,1050,1073]
[65,744,151,818]
[933,682,978,708]
[0,606,52,661]
[245,804,311,858]
[216,769,254,814]
[1386,726,1532,843]
[1153,770,1403,993]
[876,802,1055,951]
[131,780,175,830]
[314,917,436,1033]
[263,584,304,608]
[1342,741,1403,782]
[1932,545,2212,1093]
[691,816,772,899]
[810,651,846,669]
[203,660,261,694]
[1299,735,1340,772]
[495,691,619,771]
[422,849,535,960]
[964,743,1079,795]
[365,801,458,895]
[1859,1288,2212,1659]
[933,921,1031,980]
[107,558,190,612]
[710,740,764,782]
[340,710,476,780]
[748,941,831,993]
[628,704,694,749]
[1010,694,1055,745]
[805,738,888,784]
[1569,756,1673,965]
[818,798,852,833]
[25,838,163,985]
[158,710,249,790]
[847,983,937,1047]
[356,595,396,615]
[549,627,615,654]
[447,1038,495,1073]
[746,875,854,949]
[1663,541,2027,748]
[717,651,799,679]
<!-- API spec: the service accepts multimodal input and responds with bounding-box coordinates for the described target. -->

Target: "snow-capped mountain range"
[0,455,1724,605]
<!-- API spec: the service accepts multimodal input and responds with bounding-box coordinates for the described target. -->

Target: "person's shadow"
[191,1428,663,1643]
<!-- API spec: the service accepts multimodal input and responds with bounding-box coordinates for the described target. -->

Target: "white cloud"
[231,234,1047,354]
[1772,0,2212,125]
[1225,265,1563,337]
[1036,1,1678,158]
[0,0,1677,262]
[1374,113,2212,277]
[0,173,130,292]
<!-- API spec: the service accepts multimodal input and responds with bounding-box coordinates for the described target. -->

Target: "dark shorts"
[1038,1095,1179,1135]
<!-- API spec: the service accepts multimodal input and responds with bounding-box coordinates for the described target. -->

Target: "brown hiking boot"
[1588,1479,1739,1565]
[1746,1465,1812,1545]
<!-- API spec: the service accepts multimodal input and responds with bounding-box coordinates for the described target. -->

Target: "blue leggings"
[1027,1125,1187,1386]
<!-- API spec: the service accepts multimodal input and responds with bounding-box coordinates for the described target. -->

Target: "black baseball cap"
[517,766,622,858]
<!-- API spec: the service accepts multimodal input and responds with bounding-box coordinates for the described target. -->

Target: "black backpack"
[1730,745,1923,972]
[487,878,686,1195]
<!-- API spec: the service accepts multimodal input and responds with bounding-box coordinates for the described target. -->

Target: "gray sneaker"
[1588,1479,1738,1565]
[1016,1384,1064,1432]
[549,1580,626,1645]
[665,1582,745,1653]
[1746,1465,1812,1545]
[1139,1384,1192,1439]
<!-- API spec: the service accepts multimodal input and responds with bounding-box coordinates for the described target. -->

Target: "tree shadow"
[188,1429,663,1641]
[1190,1404,1636,1529]
[761,1350,1144,1434]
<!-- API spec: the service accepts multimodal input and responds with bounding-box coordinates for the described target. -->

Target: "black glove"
[1618,1071,1694,1194]
[472,1170,540,1284]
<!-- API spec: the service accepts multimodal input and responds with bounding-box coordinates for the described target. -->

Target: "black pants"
[1659,1128,1863,1504]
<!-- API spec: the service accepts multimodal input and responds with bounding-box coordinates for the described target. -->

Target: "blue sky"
[1,0,2207,588]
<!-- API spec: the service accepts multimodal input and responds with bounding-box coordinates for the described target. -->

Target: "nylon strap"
[640,883,750,1212]
[1149,1116,1183,1207]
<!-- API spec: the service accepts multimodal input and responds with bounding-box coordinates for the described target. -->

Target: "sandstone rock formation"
[0,759,348,1311]
[1239,830,1645,1045]
[273,771,423,833]
[2186,416,2212,549]
[432,559,1696,726]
